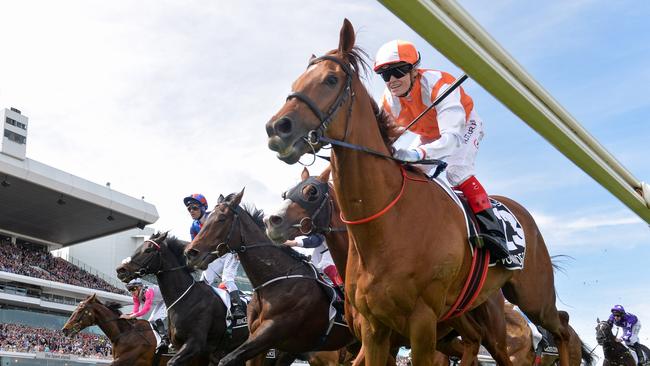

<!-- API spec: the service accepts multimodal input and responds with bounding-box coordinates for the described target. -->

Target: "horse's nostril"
[269,215,284,227]
[186,248,199,258]
[274,117,293,137]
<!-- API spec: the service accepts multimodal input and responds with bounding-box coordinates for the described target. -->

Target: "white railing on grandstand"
[52,252,125,290]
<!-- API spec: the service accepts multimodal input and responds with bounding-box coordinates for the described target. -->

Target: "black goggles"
[378,64,413,82]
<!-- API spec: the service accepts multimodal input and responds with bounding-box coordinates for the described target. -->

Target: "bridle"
[287,55,354,146]
[128,240,186,276]
[283,177,345,235]
[211,204,271,257]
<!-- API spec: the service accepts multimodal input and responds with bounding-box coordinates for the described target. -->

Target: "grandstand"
[0,107,159,365]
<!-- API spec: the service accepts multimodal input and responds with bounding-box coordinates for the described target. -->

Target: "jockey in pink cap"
[374,40,509,260]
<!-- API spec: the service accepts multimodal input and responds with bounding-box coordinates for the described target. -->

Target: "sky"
[1,0,649,363]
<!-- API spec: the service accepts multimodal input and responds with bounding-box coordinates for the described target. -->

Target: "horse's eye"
[304,186,318,201]
[217,214,227,223]
[324,74,338,87]
[144,247,154,253]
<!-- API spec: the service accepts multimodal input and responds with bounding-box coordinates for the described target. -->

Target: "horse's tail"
[581,340,595,366]
[550,254,573,275]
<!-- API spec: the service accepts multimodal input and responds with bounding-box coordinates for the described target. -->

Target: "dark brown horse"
[265,19,572,366]
[61,294,206,366]
[184,191,355,366]
[116,232,248,366]
[596,320,638,366]
[265,167,513,366]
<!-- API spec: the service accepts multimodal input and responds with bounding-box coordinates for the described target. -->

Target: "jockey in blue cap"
[608,305,647,364]
[184,193,246,319]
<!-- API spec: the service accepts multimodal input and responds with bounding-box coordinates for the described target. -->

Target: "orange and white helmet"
[373,40,420,71]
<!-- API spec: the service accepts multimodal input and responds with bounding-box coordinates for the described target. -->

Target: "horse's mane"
[105,301,123,315]
[276,242,311,262]
[242,204,265,230]
[150,232,188,265]
[327,47,403,154]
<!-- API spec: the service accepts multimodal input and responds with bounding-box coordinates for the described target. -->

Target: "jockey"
[184,193,246,319]
[283,234,344,297]
[608,305,645,364]
[121,278,170,351]
[373,40,509,260]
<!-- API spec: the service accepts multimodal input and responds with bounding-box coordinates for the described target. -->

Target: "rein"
[341,166,432,225]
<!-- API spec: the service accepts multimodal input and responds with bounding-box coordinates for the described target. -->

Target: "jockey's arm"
[294,234,325,249]
[131,288,154,317]
[413,88,465,160]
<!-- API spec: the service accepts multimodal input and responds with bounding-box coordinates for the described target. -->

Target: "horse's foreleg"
[449,316,481,366]
[167,339,205,366]
[353,317,391,366]
[220,322,278,366]
[408,303,437,366]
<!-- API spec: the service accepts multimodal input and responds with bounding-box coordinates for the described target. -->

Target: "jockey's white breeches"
[418,111,483,186]
[147,301,167,322]
[310,243,334,271]
[200,252,240,292]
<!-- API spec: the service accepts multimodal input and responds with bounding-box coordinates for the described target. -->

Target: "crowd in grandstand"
[0,323,111,358]
[0,238,125,294]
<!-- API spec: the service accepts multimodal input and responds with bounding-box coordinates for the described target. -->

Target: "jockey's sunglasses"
[378,64,413,82]
[187,205,201,212]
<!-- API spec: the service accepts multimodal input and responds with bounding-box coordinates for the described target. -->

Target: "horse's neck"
[93,306,124,343]
[330,86,403,224]
[156,252,194,308]
[238,231,310,289]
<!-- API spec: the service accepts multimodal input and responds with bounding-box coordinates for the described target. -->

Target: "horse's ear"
[301,167,310,181]
[338,18,355,55]
[597,317,601,323]
[89,293,97,302]
[158,231,169,243]
[230,188,245,206]
[309,54,316,62]
[218,194,225,204]
[318,165,331,183]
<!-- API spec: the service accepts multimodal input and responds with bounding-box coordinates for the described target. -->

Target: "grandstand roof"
[0,153,158,247]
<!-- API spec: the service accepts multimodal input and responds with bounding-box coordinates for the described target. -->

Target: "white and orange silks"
[381,69,484,186]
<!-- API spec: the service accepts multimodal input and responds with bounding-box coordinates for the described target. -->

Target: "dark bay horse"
[265,166,513,366]
[265,18,572,366]
[116,232,248,366]
[184,191,355,366]
[596,320,640,366]
[61,294,203,366]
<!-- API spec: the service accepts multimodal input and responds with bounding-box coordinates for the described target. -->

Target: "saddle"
[535,326,559,357]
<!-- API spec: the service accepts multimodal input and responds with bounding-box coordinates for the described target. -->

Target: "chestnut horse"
[265,166,511,366]
[504,303,592,366]
[184,192,355,366]
[61,294,206,366]
[265,18,571,366]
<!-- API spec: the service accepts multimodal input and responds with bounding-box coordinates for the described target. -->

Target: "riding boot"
[229,290,246,319]
[153,319,170,353]
[323,265,345,300]
[456,176,510,260]
[632,344,644,365]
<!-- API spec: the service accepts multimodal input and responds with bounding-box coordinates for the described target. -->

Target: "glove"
[394,148,422,162]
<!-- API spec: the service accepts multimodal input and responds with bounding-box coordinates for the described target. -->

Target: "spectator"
[0,239,126,295]
[0,323,111,358]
